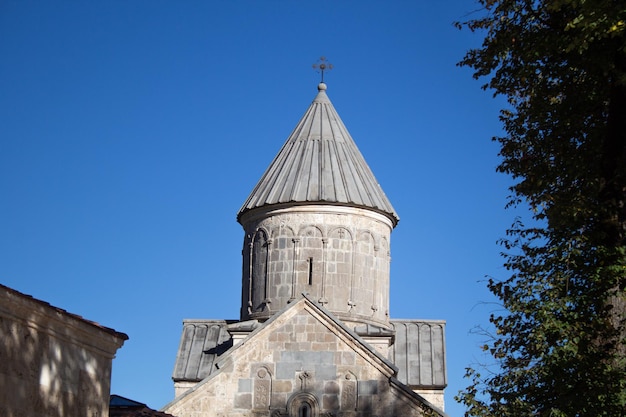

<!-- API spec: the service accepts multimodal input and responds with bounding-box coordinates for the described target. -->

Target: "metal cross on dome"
[312,56,333,83]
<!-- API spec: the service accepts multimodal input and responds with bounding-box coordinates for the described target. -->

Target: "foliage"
[455,1,626,416]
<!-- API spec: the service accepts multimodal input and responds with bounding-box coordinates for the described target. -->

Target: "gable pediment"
[222,296,395,372]
[164,296,446,417]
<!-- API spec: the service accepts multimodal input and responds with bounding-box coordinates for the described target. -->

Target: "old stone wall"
[240,205,393,328]
[164,301,433,417]
[0,286,126,417]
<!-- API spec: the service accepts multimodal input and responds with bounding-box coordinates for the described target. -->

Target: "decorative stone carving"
[341,372,358,411]
[254,367,272,410]
[298,371,311,391]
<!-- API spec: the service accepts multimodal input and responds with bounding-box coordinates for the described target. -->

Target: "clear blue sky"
[1,1,513,415]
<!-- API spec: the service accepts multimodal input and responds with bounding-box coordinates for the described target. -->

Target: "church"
[162,80,448,417]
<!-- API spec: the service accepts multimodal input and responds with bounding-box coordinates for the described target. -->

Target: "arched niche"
[327,227,353,310]
[253,366,272,410]
[353,230,376,313]
[251,229,269,312]
[341,371,358,411]
[287,392,319,417]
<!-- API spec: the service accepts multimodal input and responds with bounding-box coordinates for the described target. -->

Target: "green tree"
[455,1,626,415]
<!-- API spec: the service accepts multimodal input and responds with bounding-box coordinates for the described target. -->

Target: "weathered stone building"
[163,82,447,417]
[0,283,128,417]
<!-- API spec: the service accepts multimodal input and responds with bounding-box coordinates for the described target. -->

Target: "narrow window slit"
[308,257,313,285]
[299,404,310,417]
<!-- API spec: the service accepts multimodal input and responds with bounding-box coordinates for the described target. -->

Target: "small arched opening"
[287,392,319,417]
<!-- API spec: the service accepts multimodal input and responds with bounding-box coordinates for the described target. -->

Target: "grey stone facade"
[0,284,127,417]
[240,206,393,327]
[166,298,443,417]
[165,83,448,416]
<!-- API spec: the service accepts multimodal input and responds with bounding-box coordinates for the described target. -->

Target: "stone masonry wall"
[240,205,393,328]
[0,286,126,417]
[163,301,432,417]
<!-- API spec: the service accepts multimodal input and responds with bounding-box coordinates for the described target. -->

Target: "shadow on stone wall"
[0,308,115,417]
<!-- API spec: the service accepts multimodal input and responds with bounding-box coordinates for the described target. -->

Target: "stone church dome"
[167,80,448,416]
[238,83,399,328]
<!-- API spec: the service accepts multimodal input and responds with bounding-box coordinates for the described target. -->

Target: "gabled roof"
[214,295,399,375]
[172,319,234,382]
[171,300,447,391]
[165,295,447,417]
[238,83,399,226]
[172,297,397,384]
[0,283,128,343]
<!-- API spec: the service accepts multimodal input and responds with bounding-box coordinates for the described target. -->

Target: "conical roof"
[238,83,399,225]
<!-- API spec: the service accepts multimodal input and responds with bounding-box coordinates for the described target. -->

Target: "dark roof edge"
[0,283,128,341]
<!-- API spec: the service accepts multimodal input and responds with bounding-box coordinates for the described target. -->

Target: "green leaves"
[456,1,626,416]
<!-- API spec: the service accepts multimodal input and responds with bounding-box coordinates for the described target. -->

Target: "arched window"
[251,230,268,312]
[287,392,319,417]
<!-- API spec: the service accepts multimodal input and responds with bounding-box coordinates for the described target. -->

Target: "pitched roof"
[0,283,128,342]
[238,83,399,226]
[166,295,447,417]
[171,319,234,382]
[171,303,447,391]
